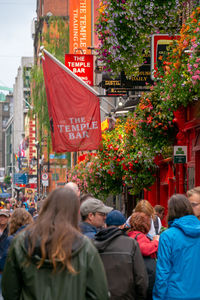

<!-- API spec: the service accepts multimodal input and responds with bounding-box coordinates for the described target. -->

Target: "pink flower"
[172,83,176,88]
[193,63,199,68]
[192,75,200,81]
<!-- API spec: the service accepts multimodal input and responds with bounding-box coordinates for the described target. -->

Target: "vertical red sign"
[65,54,94,86]
[69,0,92,54]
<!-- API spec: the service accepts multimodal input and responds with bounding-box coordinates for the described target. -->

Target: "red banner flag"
[42,50,102,152]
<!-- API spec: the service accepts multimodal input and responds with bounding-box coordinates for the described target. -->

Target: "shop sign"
[121,56,153,87]
[106,88,128,96]
[49,154,67,159]
[101,56,152,93]
[151,34,180,80]
[13,173,28,185]
[25,188,34,195]
[173,146,187,164]
[65,54,94,86]
[69,0,92,54]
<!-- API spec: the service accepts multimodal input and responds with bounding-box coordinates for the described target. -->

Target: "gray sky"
[0,0,36,90]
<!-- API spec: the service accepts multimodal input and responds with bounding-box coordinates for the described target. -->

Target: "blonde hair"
[134,199,155,218]
[9,208,33,235]
[186,186,200,198]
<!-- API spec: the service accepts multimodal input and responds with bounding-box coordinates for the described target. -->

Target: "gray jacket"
[94,227,148,300]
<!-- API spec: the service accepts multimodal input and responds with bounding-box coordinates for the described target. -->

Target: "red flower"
[122,163,128,171]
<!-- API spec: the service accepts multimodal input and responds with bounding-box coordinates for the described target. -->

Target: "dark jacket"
[93,227,148,300]
[0,226,9,272]
[128,231,157,300]
[79,221,98,239]
[0,224,29,272]
[2,230,109,300]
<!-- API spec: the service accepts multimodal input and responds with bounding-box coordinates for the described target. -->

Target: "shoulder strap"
[154,216,159,235]
[134,233,142,240]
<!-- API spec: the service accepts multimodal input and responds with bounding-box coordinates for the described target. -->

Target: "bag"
[153,215,159,235]
[134,233,156,299]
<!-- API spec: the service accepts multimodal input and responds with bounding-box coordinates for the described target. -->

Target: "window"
[52,173,59,181]
[2,118,8,128]
[3,104,9,111]
[24,91,31,108]
[23,67,31,88]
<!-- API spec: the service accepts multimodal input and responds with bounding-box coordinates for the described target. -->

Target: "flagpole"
[43,49,115,109]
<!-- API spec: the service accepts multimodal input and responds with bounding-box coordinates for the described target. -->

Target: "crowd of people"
[0,184,200,299]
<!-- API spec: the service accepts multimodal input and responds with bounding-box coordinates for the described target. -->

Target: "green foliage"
[31,17,69,146]
[4,175,11,185]
[96,0,183,77]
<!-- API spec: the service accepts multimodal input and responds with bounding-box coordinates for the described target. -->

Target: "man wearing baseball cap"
[79,198,113,239]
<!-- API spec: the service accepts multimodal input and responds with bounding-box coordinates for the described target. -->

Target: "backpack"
[134,233,157,300]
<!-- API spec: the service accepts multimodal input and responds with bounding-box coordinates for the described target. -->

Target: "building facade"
[0,93,13,170]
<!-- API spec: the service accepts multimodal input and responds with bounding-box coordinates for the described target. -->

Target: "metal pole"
[39,157,42,196]
[43,49,116,109]
[36,144,39,198]
[11,122,14,198]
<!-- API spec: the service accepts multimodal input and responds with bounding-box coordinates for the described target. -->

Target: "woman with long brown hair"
[134,200,161,238]
[2,187,108,300]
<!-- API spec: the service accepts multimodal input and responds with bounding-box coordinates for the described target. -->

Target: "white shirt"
[148,216,161,238]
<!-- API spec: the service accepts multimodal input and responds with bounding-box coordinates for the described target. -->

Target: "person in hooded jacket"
[2,187,109,300]
[153,193,200,300]
[93,210,148,300]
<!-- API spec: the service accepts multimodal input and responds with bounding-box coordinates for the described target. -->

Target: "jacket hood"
[93,227,126,251]
[171,215,200,237]
[23,231,86,268]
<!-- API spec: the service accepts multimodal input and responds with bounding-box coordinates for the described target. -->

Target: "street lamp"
[35,138,47,199]
[35,141,40,198]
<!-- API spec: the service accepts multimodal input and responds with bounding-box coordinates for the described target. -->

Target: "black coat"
[0,226,8,271]
[93,227,148,300]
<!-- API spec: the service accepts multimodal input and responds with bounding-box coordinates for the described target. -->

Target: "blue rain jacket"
[153,215,200,300]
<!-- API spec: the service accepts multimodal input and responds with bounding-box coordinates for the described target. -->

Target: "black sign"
[106,88,128,96]
[121,56,153,87]
[101,80,121,88]
[100,57,153,93]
